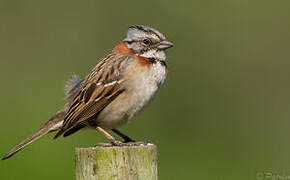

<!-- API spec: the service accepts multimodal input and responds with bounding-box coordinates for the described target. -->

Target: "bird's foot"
[95,141,152,147]
[95,140,125,147]
[95,142,113,147]
[122,141,151,146]
[111,140,125,146]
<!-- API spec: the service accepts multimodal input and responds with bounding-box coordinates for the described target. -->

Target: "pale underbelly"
[93,61,167,129]
[95,85,159,129]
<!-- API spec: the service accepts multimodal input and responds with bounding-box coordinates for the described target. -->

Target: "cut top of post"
[75,144,158,180]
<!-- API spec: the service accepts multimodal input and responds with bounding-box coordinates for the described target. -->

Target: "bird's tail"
[1,110,65,160]
[2,75,82,160]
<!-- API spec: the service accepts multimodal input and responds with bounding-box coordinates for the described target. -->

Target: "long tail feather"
[2,126,51,160]
[2,111,65,160]
[2,75,82,160]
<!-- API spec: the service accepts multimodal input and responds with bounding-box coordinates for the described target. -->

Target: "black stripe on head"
[129,25,165,40]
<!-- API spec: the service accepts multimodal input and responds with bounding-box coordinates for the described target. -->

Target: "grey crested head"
[123,25,173,61]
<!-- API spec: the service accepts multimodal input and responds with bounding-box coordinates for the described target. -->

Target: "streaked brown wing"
[54,53,134,139]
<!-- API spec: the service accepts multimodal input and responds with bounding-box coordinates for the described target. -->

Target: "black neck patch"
[148,57,157,64]
[159,60,166,67]
[148,58,167,67]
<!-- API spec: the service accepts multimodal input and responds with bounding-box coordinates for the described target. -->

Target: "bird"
[2,25,173,160]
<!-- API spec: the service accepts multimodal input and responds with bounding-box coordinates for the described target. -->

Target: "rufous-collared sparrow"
[2,25,173,160]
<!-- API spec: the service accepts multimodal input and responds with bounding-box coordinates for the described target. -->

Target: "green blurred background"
[1,0,290,179]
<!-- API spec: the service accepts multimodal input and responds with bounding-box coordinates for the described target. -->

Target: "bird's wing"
[54,53,134,138]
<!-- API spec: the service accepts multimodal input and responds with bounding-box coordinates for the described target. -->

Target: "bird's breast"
[96,59,167,129]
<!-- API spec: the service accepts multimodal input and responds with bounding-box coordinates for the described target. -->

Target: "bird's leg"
[112,129,135,143]
[112,129,149,146]
[96,127,149,147]
[95,127,123,146]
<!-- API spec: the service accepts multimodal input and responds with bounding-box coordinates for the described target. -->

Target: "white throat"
[139,49,166,61]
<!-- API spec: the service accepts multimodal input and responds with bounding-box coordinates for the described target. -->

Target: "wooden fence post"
[75,144,158,180]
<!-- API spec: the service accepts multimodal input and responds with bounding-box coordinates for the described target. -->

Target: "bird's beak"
[157,40,174,50]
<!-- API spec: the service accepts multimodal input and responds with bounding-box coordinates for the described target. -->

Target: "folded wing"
[54,53,134,139]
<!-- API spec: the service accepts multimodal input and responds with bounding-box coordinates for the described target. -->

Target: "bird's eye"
[142,38,151,45]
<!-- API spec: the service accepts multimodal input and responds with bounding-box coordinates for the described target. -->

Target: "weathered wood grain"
[75,145,157,180]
